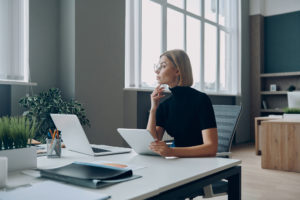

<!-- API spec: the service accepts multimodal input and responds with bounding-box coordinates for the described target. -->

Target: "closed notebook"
[39,162,141,188]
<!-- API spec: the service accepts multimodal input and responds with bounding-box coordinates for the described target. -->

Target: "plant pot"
[283,113,300,120]
[0,147,36,172]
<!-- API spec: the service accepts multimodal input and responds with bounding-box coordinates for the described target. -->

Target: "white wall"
[250,0,300,16]
[249,0,265,16]
[265,0,300,16]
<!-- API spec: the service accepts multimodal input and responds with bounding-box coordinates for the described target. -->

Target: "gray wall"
[11,0,60,116]
[59,0,75,99]
[0,85,10,116]
[74,0,127,146]
[236,0,251,143]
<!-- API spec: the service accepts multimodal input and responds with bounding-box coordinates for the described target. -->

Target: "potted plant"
[19,88,90,143]
[283,107,300,119]
[0,116,37,171]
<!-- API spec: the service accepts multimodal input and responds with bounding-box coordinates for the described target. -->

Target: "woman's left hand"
[149,140,173,157]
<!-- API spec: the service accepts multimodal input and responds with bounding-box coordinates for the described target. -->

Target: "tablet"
[117,128,159,156]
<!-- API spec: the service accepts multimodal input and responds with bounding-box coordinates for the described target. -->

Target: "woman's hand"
[150,85,165,110]
[149,140,173,157]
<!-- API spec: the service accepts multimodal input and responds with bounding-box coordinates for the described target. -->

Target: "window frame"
[125,0,240,95]
[0,0,31,85]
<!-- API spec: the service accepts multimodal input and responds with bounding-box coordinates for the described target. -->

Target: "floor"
[195,143,300,200]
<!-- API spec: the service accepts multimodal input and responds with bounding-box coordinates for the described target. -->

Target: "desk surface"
[8,149,241,200]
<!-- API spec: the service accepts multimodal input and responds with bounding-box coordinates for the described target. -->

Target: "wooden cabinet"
[254,117,280,155]
[260,72,300,115]
[261,120,300,172]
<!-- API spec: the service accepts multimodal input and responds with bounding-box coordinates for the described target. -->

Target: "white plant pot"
[283,113,300,120]
[0,147,36,172]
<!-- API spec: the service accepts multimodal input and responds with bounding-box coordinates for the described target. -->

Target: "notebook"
[39,162,141,188]
[117,128,159,156]
[50,114,131,156]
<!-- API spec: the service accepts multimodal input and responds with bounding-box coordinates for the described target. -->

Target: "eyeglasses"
[153,62,167,72]
[153,63,161,72]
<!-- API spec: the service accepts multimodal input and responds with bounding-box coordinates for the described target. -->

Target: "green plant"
[0,116,36,150]
[283,107,300,114]
[19,88,90,142]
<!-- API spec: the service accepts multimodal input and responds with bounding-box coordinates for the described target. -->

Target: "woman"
[147,49,218,157]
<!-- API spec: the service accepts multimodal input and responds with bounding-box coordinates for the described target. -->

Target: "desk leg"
[146,166,241,200]
[227,166,241,200]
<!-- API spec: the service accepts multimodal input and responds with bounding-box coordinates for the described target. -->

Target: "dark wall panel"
[264,11,300,73]
[0,85,11,117]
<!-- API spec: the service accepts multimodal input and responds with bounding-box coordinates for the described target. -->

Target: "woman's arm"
[149,128,218,157]
[147,85,165,140]
[147,109,165,140]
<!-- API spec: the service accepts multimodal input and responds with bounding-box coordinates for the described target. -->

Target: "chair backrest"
[213,105,242,153]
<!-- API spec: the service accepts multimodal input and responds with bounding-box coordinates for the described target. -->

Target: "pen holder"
[47,137,61,158]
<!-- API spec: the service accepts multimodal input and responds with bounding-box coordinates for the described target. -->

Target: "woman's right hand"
[150,85,165,110]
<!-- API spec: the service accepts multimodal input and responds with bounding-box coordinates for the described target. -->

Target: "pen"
[51,129,61,156]
[48,129,56,155]
[49,129,53,139]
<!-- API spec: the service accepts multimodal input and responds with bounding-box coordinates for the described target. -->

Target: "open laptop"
[50,114,131,156]
[117,128,159,156]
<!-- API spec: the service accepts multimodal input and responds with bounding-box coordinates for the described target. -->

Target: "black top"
[156,86,216,147]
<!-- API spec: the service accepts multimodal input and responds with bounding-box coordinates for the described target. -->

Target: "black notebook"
[39,162,141,188]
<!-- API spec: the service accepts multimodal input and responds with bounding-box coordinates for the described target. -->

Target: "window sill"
[123,87,240,97]
[0,80,37,86]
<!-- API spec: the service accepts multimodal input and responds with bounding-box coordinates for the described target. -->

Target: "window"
[125,0,240,94]
[0,0,29,83]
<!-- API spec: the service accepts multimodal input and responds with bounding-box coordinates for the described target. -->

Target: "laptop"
[50,114,131,156]
[117,128,159,156]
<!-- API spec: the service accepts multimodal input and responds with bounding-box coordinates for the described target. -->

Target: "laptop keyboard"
[92,147,111,153]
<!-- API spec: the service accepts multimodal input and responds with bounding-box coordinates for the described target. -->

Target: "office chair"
[188,105,242,199]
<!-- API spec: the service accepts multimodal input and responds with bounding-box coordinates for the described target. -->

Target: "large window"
[125,0,240,94]
[0,0,29,83]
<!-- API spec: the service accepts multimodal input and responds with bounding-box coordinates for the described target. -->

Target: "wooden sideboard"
[261,119,300,172]
[254,117,281,155]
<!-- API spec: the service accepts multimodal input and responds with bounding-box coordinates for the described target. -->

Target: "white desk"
[7,149,241,200]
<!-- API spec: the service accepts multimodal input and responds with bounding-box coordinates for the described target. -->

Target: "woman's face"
[155,56,179,87]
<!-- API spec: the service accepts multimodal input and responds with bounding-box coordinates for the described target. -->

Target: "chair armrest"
[216,152,232,158]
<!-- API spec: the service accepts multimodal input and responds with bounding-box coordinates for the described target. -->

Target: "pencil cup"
[47,138,61,158]
[0,157,8,188]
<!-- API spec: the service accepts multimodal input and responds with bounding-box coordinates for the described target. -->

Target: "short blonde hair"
[160,49,193,86]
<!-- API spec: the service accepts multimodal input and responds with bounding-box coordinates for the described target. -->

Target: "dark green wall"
[264,11,300,73]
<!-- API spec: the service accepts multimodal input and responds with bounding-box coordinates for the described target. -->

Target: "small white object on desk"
[283,113,300,120]
[0,157,8,188]
[268,115,282,118]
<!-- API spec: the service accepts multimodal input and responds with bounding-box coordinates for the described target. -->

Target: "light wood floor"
[195,143,300,200]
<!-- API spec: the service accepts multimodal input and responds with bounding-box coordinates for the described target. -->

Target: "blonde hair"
[160,49,193,86]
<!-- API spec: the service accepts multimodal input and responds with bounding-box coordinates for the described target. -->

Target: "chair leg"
[203,184,214,198]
